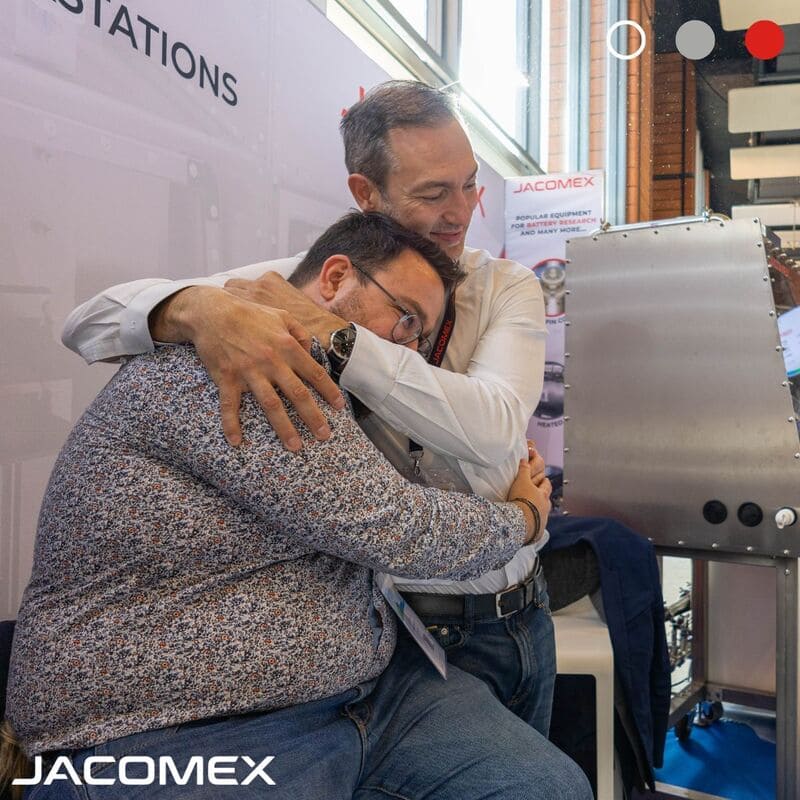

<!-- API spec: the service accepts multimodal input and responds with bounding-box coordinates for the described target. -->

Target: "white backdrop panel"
[0,0,507,619]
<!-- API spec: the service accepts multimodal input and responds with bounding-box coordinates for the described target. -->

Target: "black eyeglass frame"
[349,260,433,358]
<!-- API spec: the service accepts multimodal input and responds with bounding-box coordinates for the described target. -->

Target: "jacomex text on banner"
[504,170,604,475]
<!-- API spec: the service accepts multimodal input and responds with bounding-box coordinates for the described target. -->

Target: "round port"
[737,502,763,528]
[702,500,727,525]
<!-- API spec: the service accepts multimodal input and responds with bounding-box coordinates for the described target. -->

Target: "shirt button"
[440,627,449,636]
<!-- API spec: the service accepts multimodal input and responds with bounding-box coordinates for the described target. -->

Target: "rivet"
[746,546,754,552]
[564,384,571,389]
[769,311,775,316]
[783,381,789,387]
[562,511,570,516]
[795,453,800,459]
[623,233,628,238]
[753,218,759,223]
[654,230,659,234]
[564,416,570,421]
[647,537,654,543]
[678,540,685,545]
[790,418,795,423]
[784,550,791,556]
[785,569,792,576]
[564,447,570,453]
[565,321,571,326]
[563,479,570,485]
[777,346,783,351]
[763,276,769,281]
[756,242,762,247]
[565,290,571,295]
[593,236,598,241]
[565,259,571,264]
[712,543,719,549]
[565,352,571,358]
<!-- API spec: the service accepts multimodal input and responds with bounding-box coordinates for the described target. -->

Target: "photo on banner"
[504,170,604,493]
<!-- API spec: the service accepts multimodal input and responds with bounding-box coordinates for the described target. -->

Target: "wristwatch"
[327,324,357,380]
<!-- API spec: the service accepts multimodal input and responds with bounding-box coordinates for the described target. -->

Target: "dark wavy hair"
[288,211,464,292]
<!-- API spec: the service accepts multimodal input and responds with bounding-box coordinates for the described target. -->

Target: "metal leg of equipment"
[661,549,799,800]
[776,557,799,800]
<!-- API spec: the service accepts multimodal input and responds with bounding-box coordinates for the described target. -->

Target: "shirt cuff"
[338,324,399,404]
[119,277,230,355]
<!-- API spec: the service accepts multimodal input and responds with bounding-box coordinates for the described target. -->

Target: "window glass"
[459,2,529,145]
[380,0,428,40]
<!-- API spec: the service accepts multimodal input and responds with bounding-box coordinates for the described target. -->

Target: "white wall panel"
[732,202,800,227]
[730,144,800,180]
[775,229,800,249]
[729,84,800,134]
[719,0,800,31]
[0,0,508,619]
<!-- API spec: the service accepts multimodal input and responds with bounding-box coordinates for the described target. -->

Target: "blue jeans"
[398,587,556,737]
[27,632,590,800]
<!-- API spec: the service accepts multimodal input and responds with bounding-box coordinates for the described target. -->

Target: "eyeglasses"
[350,261,432,358]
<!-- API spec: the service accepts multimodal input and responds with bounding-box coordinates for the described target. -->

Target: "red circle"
[745,20,785,60]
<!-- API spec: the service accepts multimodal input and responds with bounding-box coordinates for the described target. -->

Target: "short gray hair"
[339,80,463,192]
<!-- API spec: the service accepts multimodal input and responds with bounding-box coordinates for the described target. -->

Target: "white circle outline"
[606,20,647,61]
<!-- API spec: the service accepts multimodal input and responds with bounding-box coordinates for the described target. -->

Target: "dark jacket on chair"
[544,514,671,791]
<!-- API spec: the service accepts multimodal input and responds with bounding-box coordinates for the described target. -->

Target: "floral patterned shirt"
[8,344,526,755]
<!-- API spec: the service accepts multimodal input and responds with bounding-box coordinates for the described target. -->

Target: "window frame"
[330,0,544,176]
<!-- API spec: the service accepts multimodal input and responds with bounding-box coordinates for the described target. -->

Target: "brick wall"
[651,52,697,219]
[625,0,655,222]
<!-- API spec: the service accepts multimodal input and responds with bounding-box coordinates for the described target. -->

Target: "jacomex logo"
[15,755,276,787]
[513,176,596,193]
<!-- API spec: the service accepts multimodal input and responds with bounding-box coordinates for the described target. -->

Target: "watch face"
[330,325,356,360]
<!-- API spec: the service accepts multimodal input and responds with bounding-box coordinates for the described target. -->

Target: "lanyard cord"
[409,290,457,475]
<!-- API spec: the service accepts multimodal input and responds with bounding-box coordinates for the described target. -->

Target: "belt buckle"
[495,583,520,619]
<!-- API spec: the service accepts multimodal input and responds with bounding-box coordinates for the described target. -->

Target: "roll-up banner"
[504,170,604,484]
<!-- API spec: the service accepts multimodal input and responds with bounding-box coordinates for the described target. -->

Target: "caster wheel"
[675,711,694,742]
[698,699,724,724]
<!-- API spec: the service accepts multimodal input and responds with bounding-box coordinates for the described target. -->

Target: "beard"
[329,290,365,327]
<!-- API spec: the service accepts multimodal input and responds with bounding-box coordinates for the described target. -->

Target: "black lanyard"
[409,290,457,475]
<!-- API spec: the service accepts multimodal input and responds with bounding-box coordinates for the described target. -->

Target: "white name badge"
[375,573,448,679]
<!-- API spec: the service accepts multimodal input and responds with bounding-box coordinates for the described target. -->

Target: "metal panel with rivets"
[562,216,800,557]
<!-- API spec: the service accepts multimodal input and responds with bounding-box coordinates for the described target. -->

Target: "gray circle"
[676,20,715,60]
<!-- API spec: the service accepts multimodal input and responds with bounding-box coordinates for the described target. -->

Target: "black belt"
[400,559,546,622]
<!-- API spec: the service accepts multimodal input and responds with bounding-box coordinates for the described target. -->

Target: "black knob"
[737,502,763,528]
[702,500,727,525]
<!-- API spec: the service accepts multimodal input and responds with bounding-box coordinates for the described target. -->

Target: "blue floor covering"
[655,717,776,800]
